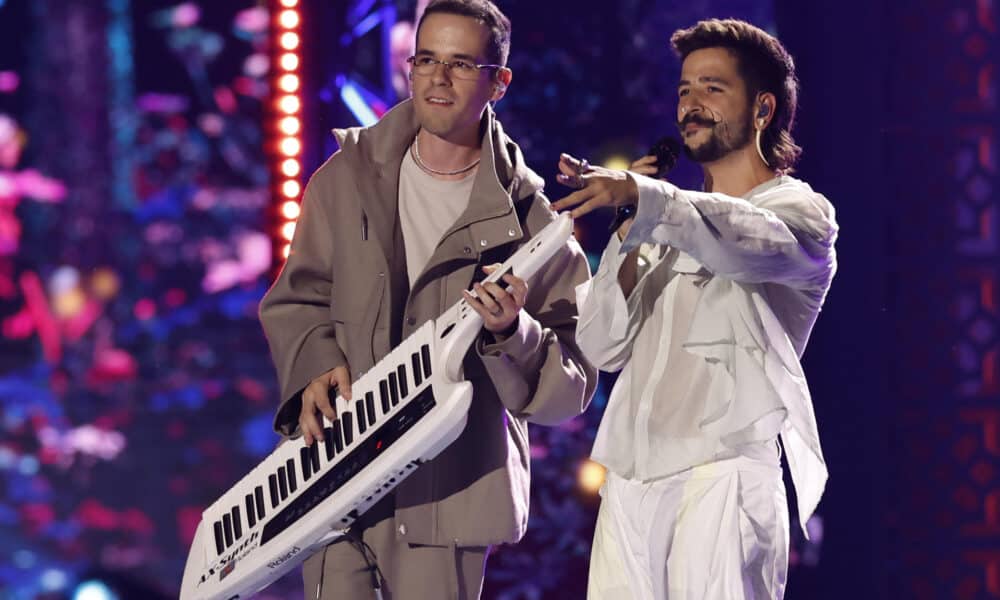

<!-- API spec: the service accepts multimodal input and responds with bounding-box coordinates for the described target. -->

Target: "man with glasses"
[259,1,596,598]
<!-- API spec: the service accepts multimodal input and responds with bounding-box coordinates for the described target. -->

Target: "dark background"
[0,0,994,598]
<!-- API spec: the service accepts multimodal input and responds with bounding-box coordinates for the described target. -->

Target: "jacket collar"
[332,99,544,258]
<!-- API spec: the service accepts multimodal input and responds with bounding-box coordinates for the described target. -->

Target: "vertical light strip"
[272,0,302,262]
[106,0,136,209]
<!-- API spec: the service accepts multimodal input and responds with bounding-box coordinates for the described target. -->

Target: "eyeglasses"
[406,55,504,80]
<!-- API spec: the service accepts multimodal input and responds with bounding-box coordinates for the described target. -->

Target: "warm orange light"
[280,53,299,71]
[282,180,301,198]
[279,137,301,156]
[578,459,606,494]
[279,9,300,29]
[281,200,301,220]
[281,158,301,177]
[279,116,300,135]
[280,32,300,50]
[279,0,298,8]
[278,95,301,114]
[281,221,296,241]
[282,243,292,258]
[279,74,300,93]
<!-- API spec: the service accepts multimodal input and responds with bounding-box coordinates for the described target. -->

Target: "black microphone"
[648,136,682,179]
[609,136,682,233]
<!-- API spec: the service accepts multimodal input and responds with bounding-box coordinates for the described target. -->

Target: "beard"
[681,118,753,163]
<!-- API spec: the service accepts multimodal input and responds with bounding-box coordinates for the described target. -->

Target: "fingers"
[630,155,657,169]
[502,273,528,306]
[629,155,659,176]
[299,382,327,446]
[483,281,519,315]
[550,186,593,212]
[471,282,503,315]
[462,274,527,333]
[556,153,587,189]
[569,193,610,219]
[299,365,352,446]
[558,153,585,175]
[330,365,352,400]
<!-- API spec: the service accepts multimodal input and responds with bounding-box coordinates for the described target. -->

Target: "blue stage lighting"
[341,81,378,127]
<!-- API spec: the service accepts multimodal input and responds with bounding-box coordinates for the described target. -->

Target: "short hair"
[671,19,802,172]
[417,0,512,66]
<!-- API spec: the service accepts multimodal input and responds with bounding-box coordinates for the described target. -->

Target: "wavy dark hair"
[671,19,802,172]
[417,0,512,67]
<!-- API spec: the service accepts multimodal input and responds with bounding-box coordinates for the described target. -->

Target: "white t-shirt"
[397,149,476,287]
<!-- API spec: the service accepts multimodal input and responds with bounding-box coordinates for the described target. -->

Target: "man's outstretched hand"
[551,153,640,218]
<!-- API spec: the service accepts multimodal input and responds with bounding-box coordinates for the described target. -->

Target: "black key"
[412,352,423,386]
[245,494,256,528]
[332,420,344,453]
[397,365,409,398]
[285,458,297,493]
[223,513,234,547]
[300,446,313,481]
[365,391,376,424]
[421,344,432,378]
[323,427,336,460]
[277,466,288,500]
[355,400,367,434]
[254,485,266,519]
[342,411,354,445]
[388,372,400,406]
[268,474,279,508]
[309,440,321,472]
[213,521,224,554]
[231,506,243,540]
[379,380,390,413]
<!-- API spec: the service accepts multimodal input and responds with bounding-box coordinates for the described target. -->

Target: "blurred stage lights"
[603,155,631,171]
[278,95,300,114]
[73,580,120,600]
[281,200,301,220]
[279,9,300,28]
[279,73,300,92]
[279,115,301,135]
[282,180,301,198]
[272,0,303,266]
[578,459,606,494]
[279,137,301,157]
[280,53,299,71]
[281,158,301,177]
[279,32,299,50]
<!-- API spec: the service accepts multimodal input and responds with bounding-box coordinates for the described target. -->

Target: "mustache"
[677,114,717,130]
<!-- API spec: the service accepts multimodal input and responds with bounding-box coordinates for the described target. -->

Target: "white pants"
[587,456,789,600]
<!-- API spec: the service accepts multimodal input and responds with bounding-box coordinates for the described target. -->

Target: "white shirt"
[398,150,475,286]
[575,174,838,534]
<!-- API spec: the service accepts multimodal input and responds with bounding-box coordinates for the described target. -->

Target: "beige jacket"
[259,99,597,547]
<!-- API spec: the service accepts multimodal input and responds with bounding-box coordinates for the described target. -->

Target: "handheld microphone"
[608,136,682,233]
[648,136,682,179]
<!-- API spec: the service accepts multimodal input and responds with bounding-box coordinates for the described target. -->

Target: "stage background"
[0,0,994,598]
